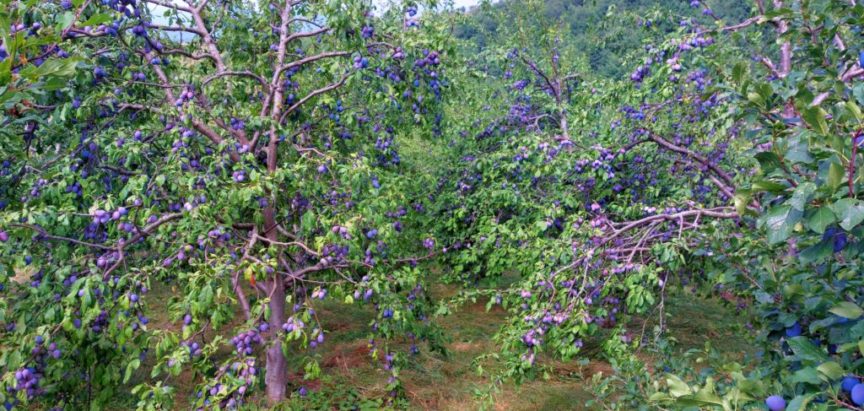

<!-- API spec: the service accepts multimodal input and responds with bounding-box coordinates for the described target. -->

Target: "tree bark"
[263,1,294,404]
[264,249,288,402]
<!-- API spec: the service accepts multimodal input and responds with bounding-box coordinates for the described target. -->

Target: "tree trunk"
[264,280,288,403]
[264,207,288,404]
[264,1,294,403]
[559,111,570,140]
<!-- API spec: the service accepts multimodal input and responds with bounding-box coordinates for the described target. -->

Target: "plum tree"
[4,0,864,409]
[0,0,451,408]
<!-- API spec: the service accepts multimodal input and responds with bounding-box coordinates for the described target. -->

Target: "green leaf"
[787,337,829,363]
[57,12,75,30]
[786,394,814,411]
[802,106,829,135]
[827,161,845,189]
[789,182,815,211]
[124,358,141,383]
[807,207,835,234]
[831,198,864,231]
[752,179,787,193]
[761,205,802,244]
[799,241,832,264]
[755,152,781,174]
[816,361,845,380]
[691,378,724,406]
[734,190,752,216]
[665,374,692,398]
[732,62,747,84]
[649,392,673,402]
[829,302,863,319]
[789,366,821,385]
[786,138,814,164]
[846,101,863,121]
[79,13,114,27]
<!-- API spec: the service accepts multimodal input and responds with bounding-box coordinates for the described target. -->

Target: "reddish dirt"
[322,342,374,371]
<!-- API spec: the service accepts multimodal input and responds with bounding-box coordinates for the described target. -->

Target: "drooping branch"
[11,224,115,250]
[544,206,740,310]
[643,129,737,189]
[608,207,738,243]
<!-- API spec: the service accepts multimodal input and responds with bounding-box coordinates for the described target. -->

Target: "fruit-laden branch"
[606,206,738,244]
[138,46,243,162]
[552,206,739,277]
[278,73,351,124]
[101,212,184,279]
[519,55,557,99]
[518,54,575,139]
[618,128,745,205]
[274,51,352,83]
[12,210,184,281]
[10,224,115,251]
[278,249,443,288]
[518,206,742,353]
[641,128,736,190]
[10,0,98,71]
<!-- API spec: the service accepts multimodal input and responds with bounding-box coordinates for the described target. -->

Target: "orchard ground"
[115,271,752,410]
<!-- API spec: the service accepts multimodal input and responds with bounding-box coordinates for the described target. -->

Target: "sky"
[452,0,481,8]
[154,0,484,13]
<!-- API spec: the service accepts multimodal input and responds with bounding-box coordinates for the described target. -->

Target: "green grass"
[122,280,752,410]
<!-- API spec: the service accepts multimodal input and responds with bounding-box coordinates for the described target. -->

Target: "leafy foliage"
[1,0,450,408]
[4,0,864,410]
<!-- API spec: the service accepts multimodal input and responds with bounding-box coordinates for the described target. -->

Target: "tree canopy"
[3,0,864,410]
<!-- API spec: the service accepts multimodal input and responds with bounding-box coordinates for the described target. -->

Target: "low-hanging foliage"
[436,0,864,410]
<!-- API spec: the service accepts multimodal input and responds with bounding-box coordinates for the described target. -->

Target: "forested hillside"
[2,0,864,410]
[455,0,753,78]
